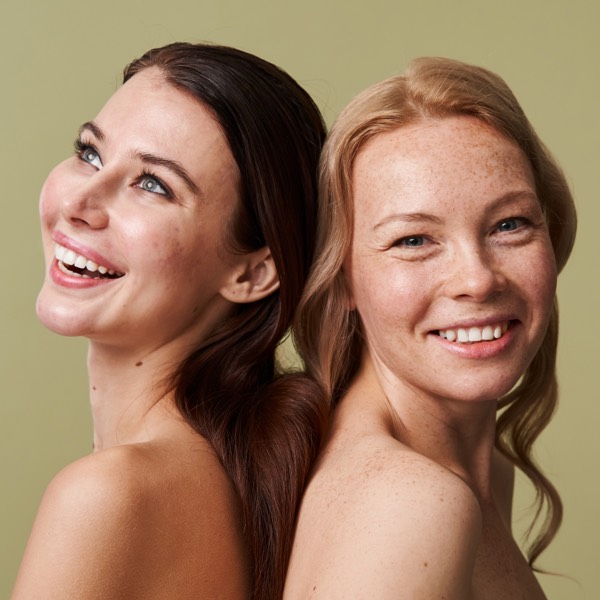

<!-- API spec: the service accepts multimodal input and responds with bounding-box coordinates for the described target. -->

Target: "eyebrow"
[78,121,203,198]
[79,121,105,142]
[372,212,443,231]
[371,191,540,232]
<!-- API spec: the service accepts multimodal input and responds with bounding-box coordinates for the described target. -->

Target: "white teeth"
[438,322,510,344]
[55,245,66,261]
[63,249,77,266]
[53,243,121,277]
[482,326,494,341]
[468,327,482,342]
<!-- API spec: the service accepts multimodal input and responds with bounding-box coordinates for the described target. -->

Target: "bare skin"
[285,357,544,599]
[12,393,251,599]
[284,116,555,599]
[13,69,279,598]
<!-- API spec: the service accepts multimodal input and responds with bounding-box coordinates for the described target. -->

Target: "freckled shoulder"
[285,438,482,600]
[11,440,250,599]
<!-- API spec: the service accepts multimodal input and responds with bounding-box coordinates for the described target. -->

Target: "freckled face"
[345,116,557,404]
[36,68,243,354]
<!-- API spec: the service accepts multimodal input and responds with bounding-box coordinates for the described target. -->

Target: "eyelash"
[495,217,530,233]
[73,138,174,199]
[74,138,99,164]
[389,216,533,253]
[393,235,430,248]
[135,170,173,199]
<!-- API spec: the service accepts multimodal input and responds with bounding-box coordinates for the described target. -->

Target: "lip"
[432,315,517,331]
[52,231,125,274]
[428,319,520,359]
[50,259,122,288]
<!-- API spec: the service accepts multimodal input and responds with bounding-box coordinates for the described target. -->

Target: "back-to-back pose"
[285,57,576,599]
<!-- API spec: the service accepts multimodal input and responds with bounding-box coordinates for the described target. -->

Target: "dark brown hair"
[124,42,327,600]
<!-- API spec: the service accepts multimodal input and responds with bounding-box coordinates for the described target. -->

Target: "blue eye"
[137,174,170,197]
[497,218,523,232]
[76,142,102,169]
[398,236,426,247]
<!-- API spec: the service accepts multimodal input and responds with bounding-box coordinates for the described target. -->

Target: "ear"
[219,246,280,304]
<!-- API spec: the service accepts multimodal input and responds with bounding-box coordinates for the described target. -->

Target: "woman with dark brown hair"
[285,58,576,598]
[12,42,326,600]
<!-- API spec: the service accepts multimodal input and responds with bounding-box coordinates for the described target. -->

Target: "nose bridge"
[446,237,506,301]
[62,170,113,228]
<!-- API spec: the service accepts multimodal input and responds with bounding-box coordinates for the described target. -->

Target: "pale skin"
[284,116,557,599]
[12,68,279,599]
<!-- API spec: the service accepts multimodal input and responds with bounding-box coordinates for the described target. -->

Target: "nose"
[61,177,110,229]
[444,244,507,302]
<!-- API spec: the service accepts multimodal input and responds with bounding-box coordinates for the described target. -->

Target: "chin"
[36,291,89,338]
[435,372,525,405]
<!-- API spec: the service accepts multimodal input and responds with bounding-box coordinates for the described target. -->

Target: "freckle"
[135,361,143,367]
[92,386,97,391]
[424,562,428,567]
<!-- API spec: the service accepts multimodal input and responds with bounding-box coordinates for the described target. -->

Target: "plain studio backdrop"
[1,0,597,596]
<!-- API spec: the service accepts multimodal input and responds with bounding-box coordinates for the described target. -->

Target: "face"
[36,68,243,355]
[345,116,557,405]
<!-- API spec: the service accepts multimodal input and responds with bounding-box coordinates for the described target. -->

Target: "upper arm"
[11,455,145,599]
[286,456,481,600]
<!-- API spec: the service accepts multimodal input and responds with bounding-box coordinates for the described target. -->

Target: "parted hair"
[124,42,327,600]
[294,56,576,566]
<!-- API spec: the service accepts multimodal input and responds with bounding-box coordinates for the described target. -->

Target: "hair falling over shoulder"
[294,56,576,568]
[124,43,328,599]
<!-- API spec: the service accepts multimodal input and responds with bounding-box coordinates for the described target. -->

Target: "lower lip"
[49,259,119,289]
[429,324,517,359]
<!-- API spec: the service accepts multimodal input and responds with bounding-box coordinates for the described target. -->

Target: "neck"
[86,340,182,451]
[359,352,499,497]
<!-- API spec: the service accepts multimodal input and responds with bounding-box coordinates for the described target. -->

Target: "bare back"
[12,416,250,599]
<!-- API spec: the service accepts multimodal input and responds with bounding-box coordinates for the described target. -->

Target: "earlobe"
[220,247,280,304]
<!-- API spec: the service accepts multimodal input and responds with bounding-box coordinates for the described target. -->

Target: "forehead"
[352,116,535,214]
[93,68,238,192]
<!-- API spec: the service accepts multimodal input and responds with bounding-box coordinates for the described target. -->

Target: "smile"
[436,322,509,343]
[54,244,124,279]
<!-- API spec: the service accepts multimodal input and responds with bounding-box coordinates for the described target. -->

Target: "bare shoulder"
[12,440,249,599]
[286,436,481,599]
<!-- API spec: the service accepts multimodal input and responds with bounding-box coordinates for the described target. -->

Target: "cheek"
[535,249,558,316]
[38,168,63,225]
[349,258,425,335]
[514,241,557,324]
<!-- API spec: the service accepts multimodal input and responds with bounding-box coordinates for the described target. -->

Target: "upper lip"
[431,315,518,332]
[52,230,125,274]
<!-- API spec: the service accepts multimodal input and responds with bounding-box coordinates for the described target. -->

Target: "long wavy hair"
[124,42,327,600]
[295,57,576,567]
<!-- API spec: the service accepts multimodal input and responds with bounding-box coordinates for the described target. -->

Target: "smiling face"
[345,116,557,405]
[36,68,245,355]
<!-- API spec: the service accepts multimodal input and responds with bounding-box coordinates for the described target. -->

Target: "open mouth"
[435,321,511,344]
[54,244,124,280]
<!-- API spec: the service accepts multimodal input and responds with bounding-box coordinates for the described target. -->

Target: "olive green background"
[1,0,597,596]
